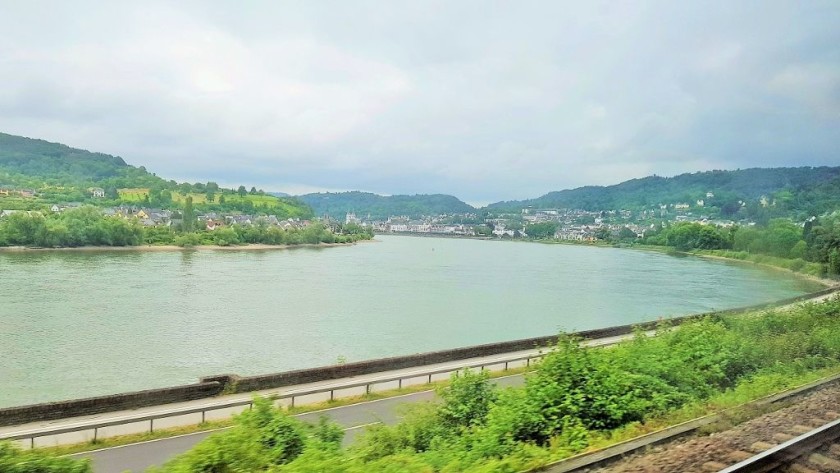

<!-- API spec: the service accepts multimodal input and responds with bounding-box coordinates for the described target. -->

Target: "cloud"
[0,0,838,202]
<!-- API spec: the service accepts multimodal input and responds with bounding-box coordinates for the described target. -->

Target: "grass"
[117,189,294,210]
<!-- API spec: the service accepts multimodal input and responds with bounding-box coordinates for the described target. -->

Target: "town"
[0,185,784,244]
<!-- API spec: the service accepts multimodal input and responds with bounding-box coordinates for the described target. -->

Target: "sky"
[0,1,838,205]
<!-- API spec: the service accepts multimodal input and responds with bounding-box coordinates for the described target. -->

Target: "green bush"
[0,442,91,473]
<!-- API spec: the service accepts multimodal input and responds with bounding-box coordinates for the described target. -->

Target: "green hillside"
[299,191,476,219]
[0,132,313,218]
[488,167,840,219]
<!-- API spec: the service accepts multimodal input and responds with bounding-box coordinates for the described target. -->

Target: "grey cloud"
[0,0,838,202]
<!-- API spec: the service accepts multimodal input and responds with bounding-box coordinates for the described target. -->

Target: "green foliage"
[0,132,315,218]
[487,167,840,217]
[0,442,91,473]
[160,398,312,472]
[0,207,144,247]
[299,191,475,220]
[524,222,558,239]
[438,369,497,430]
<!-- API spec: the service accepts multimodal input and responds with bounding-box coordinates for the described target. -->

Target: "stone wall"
[0,382,222,427]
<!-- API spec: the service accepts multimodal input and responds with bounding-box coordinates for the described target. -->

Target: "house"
[90,187,105,198]
[206,219,225,231]
[345,212,361,225]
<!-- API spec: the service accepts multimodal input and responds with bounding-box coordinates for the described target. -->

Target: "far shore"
[0,239,377,253]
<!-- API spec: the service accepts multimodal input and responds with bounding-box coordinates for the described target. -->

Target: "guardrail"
[1,351,549,449]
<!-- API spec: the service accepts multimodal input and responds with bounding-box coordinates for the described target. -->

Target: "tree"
[618,227,637,241]
[438,369,497,429]
[182,196,195,232]
[250,186,258,195]
[525,222,558,239]
[238,185,247,197]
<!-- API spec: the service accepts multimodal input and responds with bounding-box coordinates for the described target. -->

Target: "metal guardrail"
[717,418,840,473]
[0,351,551,448]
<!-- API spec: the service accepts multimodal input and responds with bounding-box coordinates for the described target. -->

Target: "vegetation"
[0,442,91,472]
[0,206,372,248]
[637,216,840,277]
[141,297,840,472]
[298,191,476,220]
[488,167,840,220]
[0,132,313,218]
[0,207,144,247]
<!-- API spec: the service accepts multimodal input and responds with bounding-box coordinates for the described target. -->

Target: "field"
[117,189,290,208]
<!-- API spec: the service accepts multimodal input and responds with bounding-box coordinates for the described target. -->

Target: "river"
[0,235,821,407]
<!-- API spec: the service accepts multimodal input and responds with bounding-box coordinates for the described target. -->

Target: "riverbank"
[524,236,837,289]
[0,239,376,253]
[685,249,837,288]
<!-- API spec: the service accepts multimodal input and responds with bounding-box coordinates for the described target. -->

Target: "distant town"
[0,185,784,243]
[343,191,774,241]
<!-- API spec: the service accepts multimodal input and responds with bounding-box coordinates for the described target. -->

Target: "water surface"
[0,236,820,407]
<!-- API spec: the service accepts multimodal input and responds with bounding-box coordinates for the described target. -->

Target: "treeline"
[159,222,373,247]
[638,217,840,276]
[298,191,476,220]
[0,207,372,248]
[0,207,144,247]
[488,167,840,218]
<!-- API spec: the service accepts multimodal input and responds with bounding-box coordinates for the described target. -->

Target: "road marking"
[67,428,233,457]
[343,422,381,432]
[66,373,528,457]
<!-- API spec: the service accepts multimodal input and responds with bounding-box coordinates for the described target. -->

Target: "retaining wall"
[0,382,222,427]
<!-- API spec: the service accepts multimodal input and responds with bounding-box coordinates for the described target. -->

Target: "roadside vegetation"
[0,443,91,473]
[153,297,840,472]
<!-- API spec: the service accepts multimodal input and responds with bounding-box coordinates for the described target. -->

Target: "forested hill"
[0,132,313,218]
[298,191,475,219]
[0,132,163,189]
[488,167,840,217]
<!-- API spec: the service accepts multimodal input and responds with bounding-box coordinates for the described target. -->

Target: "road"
[72,375,524,472]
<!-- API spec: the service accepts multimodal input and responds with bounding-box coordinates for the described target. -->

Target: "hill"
[0,132,313,218]
[298,191,475,219]
[487,167,840,218]
[0,132,165,189]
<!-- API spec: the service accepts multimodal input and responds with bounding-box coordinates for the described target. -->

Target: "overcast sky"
[1,1,838,205]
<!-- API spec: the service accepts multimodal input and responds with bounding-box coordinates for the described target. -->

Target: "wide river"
[0,235,822,407]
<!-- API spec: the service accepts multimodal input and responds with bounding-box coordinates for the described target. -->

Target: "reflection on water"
[0,237,821,407]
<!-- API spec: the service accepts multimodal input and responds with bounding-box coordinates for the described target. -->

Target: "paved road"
[73,375,523,472]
